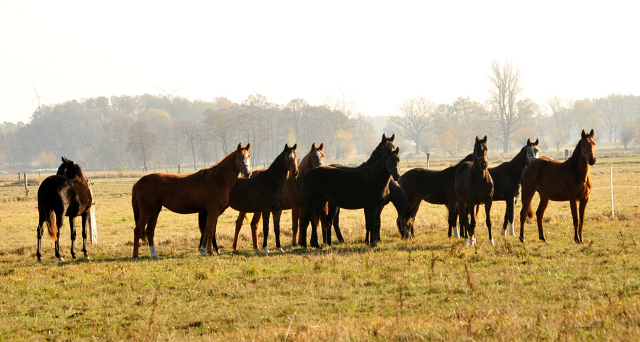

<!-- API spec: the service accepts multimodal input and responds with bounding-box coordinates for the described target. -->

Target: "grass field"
[1,153,639,341]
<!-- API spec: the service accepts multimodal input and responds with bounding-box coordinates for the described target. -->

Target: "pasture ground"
[0,153,639,341]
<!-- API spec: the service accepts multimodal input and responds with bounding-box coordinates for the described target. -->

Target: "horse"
[300,146,401,248]
[321,133,396,245]
[455,136,494,246]
[131,143,251,259]
[361,179,414,243]
[398,154,473,239]
[232,143,324,250]
[519,129,596,244]
[36,157,93,261]
[200,144,298,253]
[487,138,539,236]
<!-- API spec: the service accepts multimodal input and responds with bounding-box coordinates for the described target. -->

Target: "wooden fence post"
[24,173,29,197]
[610,165,614,217]
[565,149,569,160]
[426,152,431,170]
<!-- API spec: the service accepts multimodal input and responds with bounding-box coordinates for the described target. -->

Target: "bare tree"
[387,97,435,154]
[127,121,156,171]
[548,96,576,144]
[486,60,532,152]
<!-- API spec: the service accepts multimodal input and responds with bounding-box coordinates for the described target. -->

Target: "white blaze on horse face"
[290,152,295,160]
[149,245,159,259]
[243,156,251,174]
[316,151,323,166]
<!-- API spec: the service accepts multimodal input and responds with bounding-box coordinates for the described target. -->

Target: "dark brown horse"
[202,144,298,253]
[232,143,324,250]
[300,146,401,248]
[37,157,93,261]
[455,136,494,246]
[322,133,396,245]
[398,154,473,238]
[519,129,596,244]
[488,138,539,236]
[131,143,251,259]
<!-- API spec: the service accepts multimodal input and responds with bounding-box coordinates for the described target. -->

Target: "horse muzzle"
[292,170,299,178]
[588,156,596,166]
[481,162,488,169]
[242,168,251,178]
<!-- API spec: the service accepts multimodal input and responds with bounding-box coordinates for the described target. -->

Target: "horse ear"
[245,143,251,151]
[284,143,290,150]
[390,134,395,142]
[237,143,242,150]
[311,143,316,151]
[589,129,594,138]
[394,147,400,155]
[382,133,387,141]
[527,138,531,145]
[581,129,586,138]
[319,143,324,151]
[482,135,487,143]
[292,143,297,150]
[475,136,480,142]
[535,138,539,146]
[61,156,67,163]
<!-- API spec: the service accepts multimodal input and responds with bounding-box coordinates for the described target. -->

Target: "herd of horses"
[35,129,597,261]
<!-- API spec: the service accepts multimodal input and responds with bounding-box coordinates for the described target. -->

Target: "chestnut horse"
[300,146,401,248]
[398,154,473,238]
[131,143,251,259]
[519,129,596,244]
[37,157,93,261]
[455,136,494,246]
[232,143,324,250]
[488,138,539,236]
[322,133,396,245]
[202,144,298,253]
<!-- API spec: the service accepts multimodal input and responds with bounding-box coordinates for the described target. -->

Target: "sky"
[1,1,638,124]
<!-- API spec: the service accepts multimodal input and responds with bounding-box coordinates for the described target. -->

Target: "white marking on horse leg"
[199,246,208,256]
[465,238,470,246]
[58,256,65,261]
[215,249,221,255]
[149,245,159,259]
[509,222,515,236]
[490,238,495,246]
[501,226,506,236]
[472,237,477,246]
[264,247,270,254]
[278,247,284,253]
[453,226,459,238]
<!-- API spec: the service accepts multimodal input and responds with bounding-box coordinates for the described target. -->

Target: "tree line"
[1,61,638,171]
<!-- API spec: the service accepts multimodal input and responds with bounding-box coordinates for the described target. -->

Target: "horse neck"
[471,158,489,180]
[506,147,528,174]
[389,181,410,215]
[365,156,392,184]
[297,153,313,177]
[263,154,290,186]
[364,143,387,166]
[567,142,590,179]
[213,151,240,186]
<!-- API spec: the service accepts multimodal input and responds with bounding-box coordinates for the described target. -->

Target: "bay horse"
[487,138,539,236]
[362,179,414,243]
[37,157,92,261]
[519,129,596,244]
[398,154,473,239]
[322,133,396,245]
[455,136,494,246]
[300,146,401,248]
[201,144,299,253]
[232,143,323,250]
[131,143,251,259]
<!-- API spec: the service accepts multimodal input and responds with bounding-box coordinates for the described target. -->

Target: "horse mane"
[194,149,238,181]
[450,154,473,168]
[361,153,387,182]
[263,149,287,176]
[298,151,314,176]
[72,163,88,183]
[566,140,582,169]
[364,138,394,165]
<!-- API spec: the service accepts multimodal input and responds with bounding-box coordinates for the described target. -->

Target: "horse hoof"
[215,249,221,255]
[490,239,495,246]
[277,247,284,253]
[134,258,140,262]
[85,256,90,260]
[519,236,525,243]
[151,255,159,260]
[264,247,270,253]
[198,247,208,257]
[58,257,65,261]
[501,229,506,236]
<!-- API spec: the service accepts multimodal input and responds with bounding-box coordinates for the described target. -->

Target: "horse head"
[385,147,401,181]
[367,133,396,164]
[580,129,596,165]
[474,135,488,170]
[283,143,299,178]
[235,143,252,178]
[525,138,540,164]
[308,143,324,169]
[57,156,84,180]
[396,215,414,240]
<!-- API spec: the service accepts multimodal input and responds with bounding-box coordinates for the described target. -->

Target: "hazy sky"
[1,1,638,124]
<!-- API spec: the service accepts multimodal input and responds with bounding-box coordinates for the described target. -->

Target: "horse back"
[524,157,592,201]
[399,167,454,206]
[38,175,91,217]
[228,173,289,213]
[488,161,521,201]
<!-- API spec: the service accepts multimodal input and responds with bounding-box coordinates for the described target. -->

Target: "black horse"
[487,139,539,236]
[455,136,494,246]
[322,133,396,245]
[398,154,474,238]
[37,157,93,261]
[300,146,401,248]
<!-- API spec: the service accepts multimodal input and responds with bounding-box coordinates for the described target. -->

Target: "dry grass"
[0,158,639,341]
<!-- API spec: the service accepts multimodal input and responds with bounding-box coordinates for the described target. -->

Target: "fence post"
[89,188,98,244]
[24,173,29,197]
[426,152,431,170]
[178,165,181,174]
[565,149,569,160]
[18,173,20,183]
[610,165,614,217]
[104,170,107,179]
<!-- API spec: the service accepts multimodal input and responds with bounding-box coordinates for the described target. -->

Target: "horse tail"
[44,209,58,241]
[131,185,146,242]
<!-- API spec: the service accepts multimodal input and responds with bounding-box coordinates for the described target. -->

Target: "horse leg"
[272,210,284,252]
[468,199,477,246]
[447,204,458,238]
[291,207,300,247]
[310,207,321,249]
[55,212,64,261]
[485,199,494,246]
[519,188,536,243]
[333,207,345,243]
[202,208,221,255]
[69,217,77,259]
[364,207,377,247]
[262,211,271,253]
[299,208,311,248]
[145,209,161,259]
[578,197,589,244]
[81,212,89,259]
[458,202,468,243]
[536,198,550,243]
[250,213,261,250]
[233,212,245,251]
[570,200,580,244]
[324,204,339,246]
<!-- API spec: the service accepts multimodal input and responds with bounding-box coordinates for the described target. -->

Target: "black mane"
[566,140,582,170]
